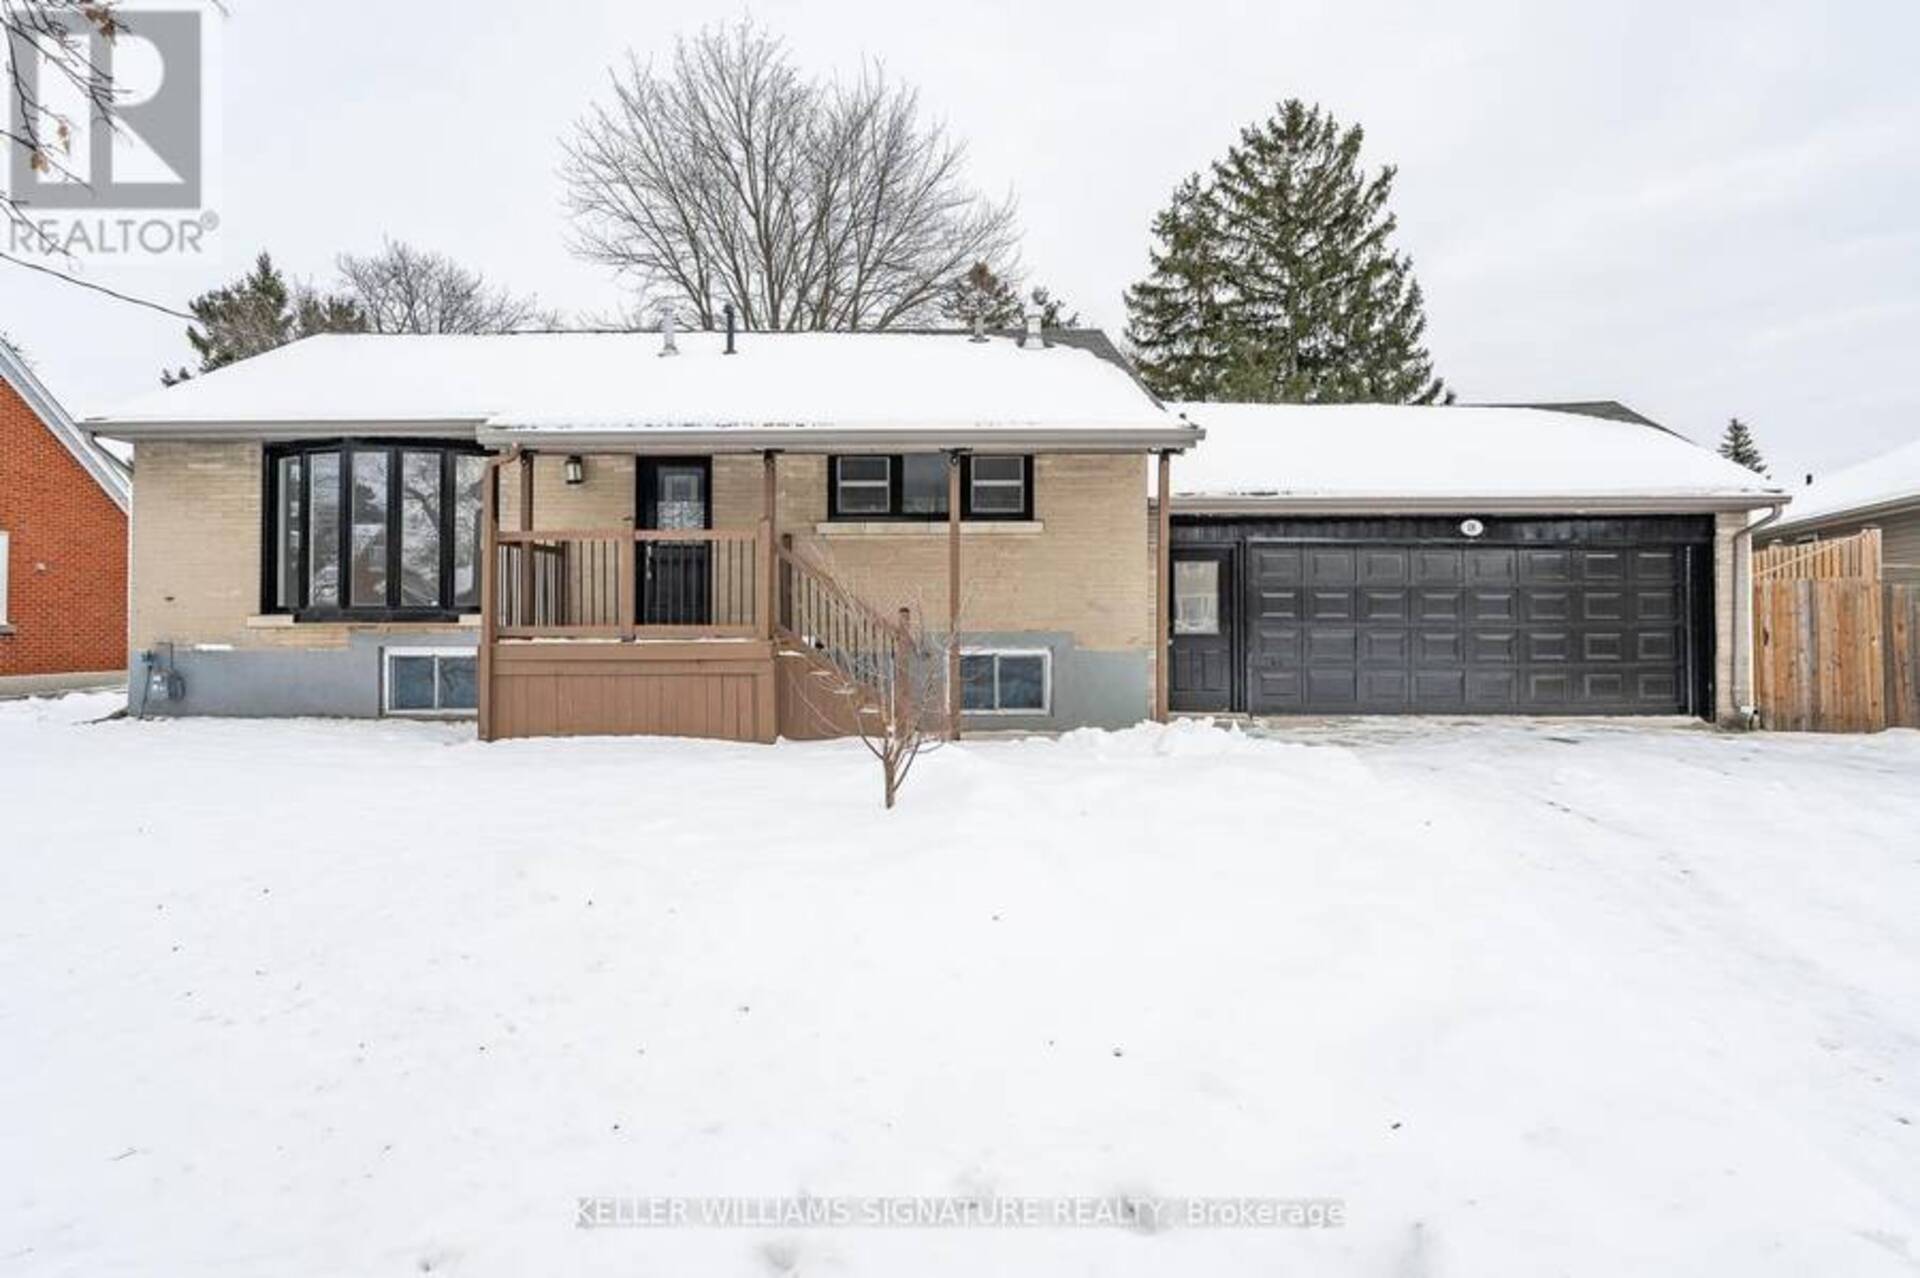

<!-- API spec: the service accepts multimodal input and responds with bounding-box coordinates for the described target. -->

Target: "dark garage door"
[1227,519,1712,715]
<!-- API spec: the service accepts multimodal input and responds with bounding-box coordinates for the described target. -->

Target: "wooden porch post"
[947,449,963,740]
[517,451,535,629]
[761,451,778,639]
[476,450,511,742]
[1154,450,1172,723]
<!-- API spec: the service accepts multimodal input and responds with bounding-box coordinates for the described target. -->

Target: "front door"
[1168,546,1234,712]
[636,459,711,625]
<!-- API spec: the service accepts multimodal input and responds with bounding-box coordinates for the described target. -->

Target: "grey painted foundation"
[129,631,477,719]
[129,628,1148,732]
[951,630,1151,733]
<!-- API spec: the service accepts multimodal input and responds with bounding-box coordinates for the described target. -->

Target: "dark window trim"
[260,438,488,623]
[826,453,1034,522]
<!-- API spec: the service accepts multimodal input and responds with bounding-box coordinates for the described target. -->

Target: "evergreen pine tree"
[162,252,365,385]
[1125,101,1445,404]
[1717,417,1768,474]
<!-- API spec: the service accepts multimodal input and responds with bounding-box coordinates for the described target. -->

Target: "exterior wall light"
[564,455,586,486]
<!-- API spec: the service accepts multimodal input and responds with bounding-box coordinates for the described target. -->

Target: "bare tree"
[562,19,1019,332]
[2,1,123,242]
[337,239,557,334]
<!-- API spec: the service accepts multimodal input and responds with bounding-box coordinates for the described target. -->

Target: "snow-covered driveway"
[4,694,1918,1276]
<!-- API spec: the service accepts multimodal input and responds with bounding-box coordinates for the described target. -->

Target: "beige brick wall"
[131,440,262,650]
[131,443,1156,658]
[706,453,1150,652]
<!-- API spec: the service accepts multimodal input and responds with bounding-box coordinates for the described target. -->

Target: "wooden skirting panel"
[486,641,778,743]
[774,645,874,741]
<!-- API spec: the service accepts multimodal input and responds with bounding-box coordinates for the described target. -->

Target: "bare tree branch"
[336,238,557,334]
[562,19,1019,332]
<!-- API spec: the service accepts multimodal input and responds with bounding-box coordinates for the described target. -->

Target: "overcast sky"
[5,0,1916,486]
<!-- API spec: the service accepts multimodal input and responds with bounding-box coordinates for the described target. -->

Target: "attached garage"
[1169,516,1714,716]
[1164,403,1787,722]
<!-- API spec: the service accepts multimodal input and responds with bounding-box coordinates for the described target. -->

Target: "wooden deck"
[487,640,779,742]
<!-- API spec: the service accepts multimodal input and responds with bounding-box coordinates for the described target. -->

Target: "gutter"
[1730,501,1787,728]
[1768,492,1920,537]
[86,417,490,442]
[1171,492,1788,516]
[476,423,1205,453]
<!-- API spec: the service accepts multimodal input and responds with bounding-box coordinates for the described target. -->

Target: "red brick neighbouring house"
[0,339,131,687]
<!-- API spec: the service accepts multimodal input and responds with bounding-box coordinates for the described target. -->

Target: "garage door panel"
[1413,550,1463,585]
[1310,590,1355,621]
[1467,548,1517,584]
[1240,527,1703,716]
[1524,591,1571,623]
[1470,630,1518,662]
[1412,670,1465,707]
[1307,669,1359,705]
[1306,628,1357,662]
[1361,629,1409,663]
[1360,590,1409,622]
[1471,590,1517,621]
[1308,549,1357,586]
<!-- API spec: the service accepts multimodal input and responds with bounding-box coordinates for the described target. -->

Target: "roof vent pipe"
[724,303,737,355]
[1021,311,1042,349]
[659,310,678,357]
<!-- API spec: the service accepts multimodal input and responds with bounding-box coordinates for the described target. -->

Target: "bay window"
[264,441,488,619]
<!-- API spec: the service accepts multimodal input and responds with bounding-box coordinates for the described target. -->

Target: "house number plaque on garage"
[1459,518,1486,538]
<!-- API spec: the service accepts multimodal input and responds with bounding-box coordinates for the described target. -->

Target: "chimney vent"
[1021,312,1042,349]
[658,310,679,357]
[724,303,737,354]
[969,313,986,343]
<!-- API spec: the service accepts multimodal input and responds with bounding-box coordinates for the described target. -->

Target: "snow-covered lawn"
[5,694,1919,1276]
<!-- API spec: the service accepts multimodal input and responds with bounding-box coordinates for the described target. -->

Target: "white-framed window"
[832,456,892,515]
[967,455,1027,515]
[959,648,1051,714]
[383,646,479,717]
[0,529,10,627]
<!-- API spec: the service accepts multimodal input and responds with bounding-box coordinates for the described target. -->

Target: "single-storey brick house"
[88,327,1784,735]
[0,338,131,694]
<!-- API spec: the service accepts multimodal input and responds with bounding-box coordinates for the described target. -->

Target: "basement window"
[959,649,1050,714]
[384,647,478,717]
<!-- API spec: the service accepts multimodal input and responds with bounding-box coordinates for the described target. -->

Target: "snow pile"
[1170,401,1785,502]
[1779,434,1920,527]
[4,707,1919,1275]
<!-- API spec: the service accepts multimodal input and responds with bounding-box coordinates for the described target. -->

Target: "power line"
[0,247,195,321]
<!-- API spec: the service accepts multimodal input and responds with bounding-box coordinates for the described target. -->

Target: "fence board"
[1753,579,1920,732]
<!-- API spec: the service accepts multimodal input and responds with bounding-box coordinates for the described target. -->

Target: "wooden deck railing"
[774,543,911,713]
[489,525,771,639]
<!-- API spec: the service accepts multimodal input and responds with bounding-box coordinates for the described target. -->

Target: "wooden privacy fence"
[1754,526,1882,582]
[1754,580,1920,732]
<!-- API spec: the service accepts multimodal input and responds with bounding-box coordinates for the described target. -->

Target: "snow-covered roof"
[0,337,131,511]
[1772,436,1920,530]
[1167,401,1787,513]
[90,330,1197,452]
